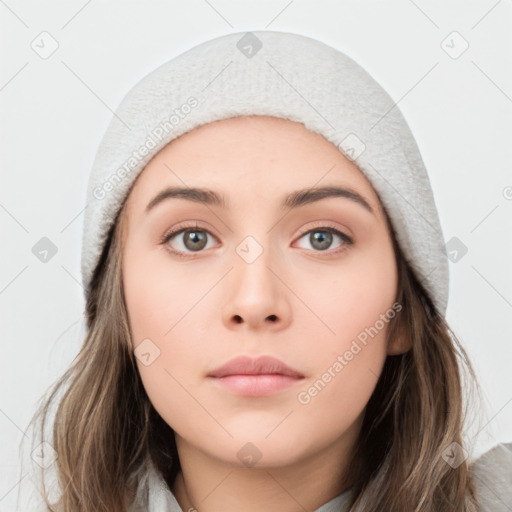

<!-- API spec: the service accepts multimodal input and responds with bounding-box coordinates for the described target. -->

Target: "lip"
[207,355,304,397]
[207,355,304,378]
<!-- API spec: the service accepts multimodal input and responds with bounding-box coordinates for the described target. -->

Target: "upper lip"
[208,355,304,378]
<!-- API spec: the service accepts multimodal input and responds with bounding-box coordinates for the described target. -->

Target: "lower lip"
[209,374,303,396]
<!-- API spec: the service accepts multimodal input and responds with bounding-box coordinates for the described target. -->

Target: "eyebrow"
[145,185,374,214]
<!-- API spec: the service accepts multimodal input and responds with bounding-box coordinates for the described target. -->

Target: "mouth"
[207,355,304,397]
[208,374,304,397]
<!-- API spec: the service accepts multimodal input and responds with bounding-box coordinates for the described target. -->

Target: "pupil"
[185,231,207,251]
[311,231,332,251]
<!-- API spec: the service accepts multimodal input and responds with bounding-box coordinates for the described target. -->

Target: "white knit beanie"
[80,30,449,314]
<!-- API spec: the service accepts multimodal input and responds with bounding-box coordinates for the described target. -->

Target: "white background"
[1,1,511,510]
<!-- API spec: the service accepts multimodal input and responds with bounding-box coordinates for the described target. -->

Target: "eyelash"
[159,222,354,259]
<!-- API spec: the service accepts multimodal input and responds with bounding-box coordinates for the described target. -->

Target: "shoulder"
[470,442,512,512]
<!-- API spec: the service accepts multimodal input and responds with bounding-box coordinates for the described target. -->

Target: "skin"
[121,115,411,512]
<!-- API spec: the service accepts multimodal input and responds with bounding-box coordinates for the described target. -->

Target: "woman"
[25,30,512,511]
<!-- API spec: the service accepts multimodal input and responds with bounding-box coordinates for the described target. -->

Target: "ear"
[386,321,413,355]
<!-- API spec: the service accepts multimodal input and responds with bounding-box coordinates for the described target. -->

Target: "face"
[121,115,402,470]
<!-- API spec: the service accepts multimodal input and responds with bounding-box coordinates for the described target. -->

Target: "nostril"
[234,315,243,323]
[267,315,277,322]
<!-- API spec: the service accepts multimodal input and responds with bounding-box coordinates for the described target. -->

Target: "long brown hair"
[24,198,481,511]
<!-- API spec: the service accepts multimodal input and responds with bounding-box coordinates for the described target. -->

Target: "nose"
[221,246,292,332]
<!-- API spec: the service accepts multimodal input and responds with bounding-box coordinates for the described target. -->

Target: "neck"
[170,416,362,512]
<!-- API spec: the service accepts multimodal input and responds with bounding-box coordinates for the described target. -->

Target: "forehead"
[125,115,383,215]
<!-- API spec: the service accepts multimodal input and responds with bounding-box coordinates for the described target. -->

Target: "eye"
[160,223,218,258]
[294,225,353,254]
[160,222,353,258]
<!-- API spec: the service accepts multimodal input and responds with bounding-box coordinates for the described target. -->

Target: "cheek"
[294,342,384,450]
[293,235,397,404]
[300,235,398,353]
[122,244,210,422]
[123,243,195,344]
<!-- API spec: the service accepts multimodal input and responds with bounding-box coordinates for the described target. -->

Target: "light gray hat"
[81,30,449,314]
